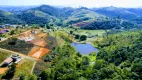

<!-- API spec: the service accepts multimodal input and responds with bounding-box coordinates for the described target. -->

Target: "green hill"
[93,7,139,20]
[0,10,23,24]
[64,8,106,25]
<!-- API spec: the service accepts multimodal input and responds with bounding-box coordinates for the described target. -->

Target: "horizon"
[0,4,142,9]
[0,0,142,8]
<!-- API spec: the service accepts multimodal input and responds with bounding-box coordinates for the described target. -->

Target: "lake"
[71,42,99,55]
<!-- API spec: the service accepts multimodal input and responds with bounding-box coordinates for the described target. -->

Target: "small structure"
[47,29,52,32]
[0,29,10,34]
[9,25,17,28]
[0,37,6,41]
[0,54,22,67]
[18,35,35,42]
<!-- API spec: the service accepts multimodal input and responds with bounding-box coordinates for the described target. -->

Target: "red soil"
[28,47,50,59]
[0,68,8,74]
[37,33,47,38]
[31,39,46,47]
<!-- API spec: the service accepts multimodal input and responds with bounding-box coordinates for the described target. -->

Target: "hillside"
[64,7,106,25]
[0,5,142,29]
[93,7,140,20]
[0,10,23,24]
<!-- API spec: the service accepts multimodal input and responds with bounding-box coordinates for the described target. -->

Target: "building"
[0,54,22,67]
[0,37,6,41]
[0,29,10,34]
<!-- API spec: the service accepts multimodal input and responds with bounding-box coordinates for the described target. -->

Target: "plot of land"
[28,46,50,59]
[31,39,47,47]
[37,33,47,38]
[0,68,8,75]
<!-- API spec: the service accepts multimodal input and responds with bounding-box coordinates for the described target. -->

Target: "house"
[0,54,22,67]
[0,25,5,29]
[47,29,52,32]
[9,25,17,28]
[0,29,10,34]
[11,54,22,63]
[0,25,2,28]
[0,37,6,41]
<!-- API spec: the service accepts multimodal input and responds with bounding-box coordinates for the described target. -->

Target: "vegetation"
[1,63,17,79]
[37,30,142,80]
[80,20,136,30]
[0,5,141,30]
[14,59,35,78]
[0,50,11,63]
[96,31,142,79]
[0,4,142,80]
[0,38,34,54]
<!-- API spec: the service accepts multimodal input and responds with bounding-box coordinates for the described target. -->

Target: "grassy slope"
[14,59,35,78]
[64,9,105,24]
[0,51,11,63]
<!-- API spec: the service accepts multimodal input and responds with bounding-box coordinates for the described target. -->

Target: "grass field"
[0,51,11,63]
[49,30,73,45]
[14,58,35,78]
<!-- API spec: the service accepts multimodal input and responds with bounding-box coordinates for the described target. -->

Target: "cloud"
[0,0,142,8]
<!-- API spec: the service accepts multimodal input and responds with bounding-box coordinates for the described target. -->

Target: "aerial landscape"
[0,0,142,80]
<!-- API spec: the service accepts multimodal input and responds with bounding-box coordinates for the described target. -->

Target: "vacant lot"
[0,68,8,75]
[28,46,50,59]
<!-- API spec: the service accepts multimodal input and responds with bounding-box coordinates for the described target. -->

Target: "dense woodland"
[81,20,136,30]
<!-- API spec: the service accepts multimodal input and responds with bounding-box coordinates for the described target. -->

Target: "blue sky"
[0,0,142,8]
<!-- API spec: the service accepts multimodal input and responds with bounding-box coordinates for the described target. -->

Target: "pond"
[71,42,99,55]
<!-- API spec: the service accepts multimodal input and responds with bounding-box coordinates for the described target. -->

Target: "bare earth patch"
[0,68,8,74]
[28,46,50,59]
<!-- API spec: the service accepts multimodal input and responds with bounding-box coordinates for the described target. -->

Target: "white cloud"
[0,0,142,8]
[48,0,142,8]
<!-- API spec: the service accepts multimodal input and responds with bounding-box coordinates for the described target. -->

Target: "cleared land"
[28,46,50,59]
[0,68,8,74]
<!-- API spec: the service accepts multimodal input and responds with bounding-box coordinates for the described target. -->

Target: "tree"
[75,34,80,39]
[45,24,50,29]
[9,30,15,35]
[80,35,87,41]
[2,63,17,79]
[70,31,73,34]
[45,55,52,62]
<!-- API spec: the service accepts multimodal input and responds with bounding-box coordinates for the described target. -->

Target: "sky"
[0,0,142,8]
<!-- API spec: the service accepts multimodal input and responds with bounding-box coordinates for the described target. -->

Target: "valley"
[0,4,142,80]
